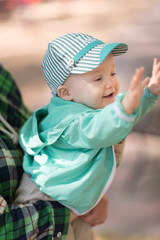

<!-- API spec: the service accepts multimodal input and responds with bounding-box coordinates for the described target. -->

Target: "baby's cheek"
[115,80,120,94]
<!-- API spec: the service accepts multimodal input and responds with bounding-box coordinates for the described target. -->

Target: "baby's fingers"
[142,77,150,89]
[131,67,144,90]
[152,57,160,75]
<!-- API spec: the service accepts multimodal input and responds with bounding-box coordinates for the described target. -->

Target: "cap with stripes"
[41,33,128,95]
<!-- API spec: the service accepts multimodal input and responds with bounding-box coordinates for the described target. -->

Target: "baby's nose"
[105,78,114,88]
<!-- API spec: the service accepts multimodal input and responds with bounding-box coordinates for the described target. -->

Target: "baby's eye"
[111,72,117,76]
[95,77,102,81]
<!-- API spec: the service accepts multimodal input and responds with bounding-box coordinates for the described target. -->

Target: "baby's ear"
[57,85,72,101]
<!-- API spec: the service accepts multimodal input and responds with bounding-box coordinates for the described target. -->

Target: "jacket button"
[57,232,62,239]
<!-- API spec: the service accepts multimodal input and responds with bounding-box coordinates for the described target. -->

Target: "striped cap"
[41,33,128,95]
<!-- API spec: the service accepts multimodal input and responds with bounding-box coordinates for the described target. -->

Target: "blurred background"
[0,0,160,239]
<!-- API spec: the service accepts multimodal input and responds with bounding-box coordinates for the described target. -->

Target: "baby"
[15,33,160,239]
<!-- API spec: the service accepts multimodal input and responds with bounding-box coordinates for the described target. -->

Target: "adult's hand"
[80,195,108,226]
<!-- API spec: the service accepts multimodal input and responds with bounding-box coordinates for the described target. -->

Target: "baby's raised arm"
[122,67,150,114]
[122,58,160,115]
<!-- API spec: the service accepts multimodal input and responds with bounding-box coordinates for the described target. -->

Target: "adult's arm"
[0,65,70,239]
[0,197,70,240]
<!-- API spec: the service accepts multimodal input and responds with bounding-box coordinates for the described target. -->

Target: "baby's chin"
[102,97,116,108]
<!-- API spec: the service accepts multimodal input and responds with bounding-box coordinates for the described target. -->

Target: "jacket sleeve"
[135,86,159,123]
[0,197,70,240]
[61,90,158,149]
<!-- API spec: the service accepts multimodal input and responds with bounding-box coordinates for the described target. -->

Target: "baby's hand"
[122,67,150,114]
[148,58,160,96]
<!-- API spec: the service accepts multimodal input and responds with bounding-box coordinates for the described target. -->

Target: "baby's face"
[64,53,120,109]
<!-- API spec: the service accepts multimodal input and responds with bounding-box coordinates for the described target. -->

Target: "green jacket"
[20,89,157,215]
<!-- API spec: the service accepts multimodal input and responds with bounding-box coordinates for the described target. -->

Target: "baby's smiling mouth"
[103,92,114,98]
